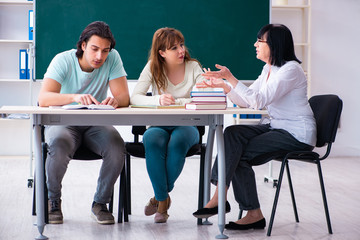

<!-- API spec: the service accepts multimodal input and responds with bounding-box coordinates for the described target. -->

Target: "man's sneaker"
[48,199,63,224]
[91,201,115,224]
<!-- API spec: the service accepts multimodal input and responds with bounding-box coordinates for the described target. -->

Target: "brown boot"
[48,199,63,224]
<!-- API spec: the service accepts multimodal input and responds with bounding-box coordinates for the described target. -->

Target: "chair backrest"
[309,94,343,148]
[73,146,102,160]
[131,125,205,144]
[41,126,102,160]
[131,92,205,144]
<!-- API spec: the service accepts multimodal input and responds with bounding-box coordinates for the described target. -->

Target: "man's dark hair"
[76,21,116,58]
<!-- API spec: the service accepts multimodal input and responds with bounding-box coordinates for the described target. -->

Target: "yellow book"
[130,105,185,109]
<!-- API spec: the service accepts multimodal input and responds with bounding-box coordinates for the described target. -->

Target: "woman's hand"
[196,67,232,93]
[196,78,225,88]
[159,93,175,106]
[202,64,235,81]
[196,78,231,93]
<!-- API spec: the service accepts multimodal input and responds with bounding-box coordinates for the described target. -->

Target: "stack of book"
[186,90,227,110]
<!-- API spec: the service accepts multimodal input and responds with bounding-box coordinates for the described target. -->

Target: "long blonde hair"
[149,27,196,94]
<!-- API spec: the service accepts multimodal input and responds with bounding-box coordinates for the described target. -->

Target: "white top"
[227,61,316,146]
[130,60,206,106]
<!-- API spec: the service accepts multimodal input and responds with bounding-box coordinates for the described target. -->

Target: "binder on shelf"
[29,10,33,40]
[27,49,32,79]
[19,49,29,79]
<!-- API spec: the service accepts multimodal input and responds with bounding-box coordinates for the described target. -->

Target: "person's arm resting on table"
[107,76,130,107]
[38,78,100,107]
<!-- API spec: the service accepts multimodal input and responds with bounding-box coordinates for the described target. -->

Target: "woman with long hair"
[131,27,206,223]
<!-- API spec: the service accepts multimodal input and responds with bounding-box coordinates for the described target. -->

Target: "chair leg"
[317,161,333,234]
[238,208,243,219]
[42,142,49,224]
[32,175,36,216]
[118,166,128,223]
[109,188,114,213]
[126,153,131,215]
[285,161,299,222]
[197,147,206,225]
[267,158,287,237]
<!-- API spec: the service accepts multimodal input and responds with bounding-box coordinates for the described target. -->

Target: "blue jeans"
[143,126,200,201]
[45,125,125,204]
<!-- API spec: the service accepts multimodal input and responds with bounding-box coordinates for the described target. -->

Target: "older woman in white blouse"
[193,24,316,231]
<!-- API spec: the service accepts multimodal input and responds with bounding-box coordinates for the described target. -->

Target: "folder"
[29,10,33,40]
[19,49,28,79]
[26,49,31,79]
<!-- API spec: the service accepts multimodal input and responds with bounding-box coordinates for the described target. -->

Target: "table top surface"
[0,106,267,115]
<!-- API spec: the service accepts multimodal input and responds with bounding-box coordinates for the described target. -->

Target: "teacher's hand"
[196,78,231,93]
[196,78,226,88]
[202,64,234,81]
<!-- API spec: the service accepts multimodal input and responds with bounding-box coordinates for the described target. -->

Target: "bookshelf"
[271,0,311,95]
[0,0,35,186]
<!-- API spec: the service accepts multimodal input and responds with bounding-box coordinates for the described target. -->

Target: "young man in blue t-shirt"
[38,21,129,225]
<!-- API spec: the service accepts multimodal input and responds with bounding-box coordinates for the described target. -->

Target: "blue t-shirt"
[44,49,127,102]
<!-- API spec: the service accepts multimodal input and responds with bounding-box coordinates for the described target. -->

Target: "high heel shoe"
[192,201,231,218]
[225,218,266,230]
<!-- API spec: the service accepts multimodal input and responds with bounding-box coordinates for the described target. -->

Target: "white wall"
[311,0,360,156]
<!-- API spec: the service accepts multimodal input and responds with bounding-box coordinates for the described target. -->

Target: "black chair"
[120,125,206,225]
[32,126,128,223]
[238,94,343,236]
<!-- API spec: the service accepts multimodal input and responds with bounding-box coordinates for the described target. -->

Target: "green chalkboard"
[35,0,269,80]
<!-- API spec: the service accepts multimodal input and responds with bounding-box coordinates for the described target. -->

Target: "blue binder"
[29,10,33,40]
[19,49,28,79]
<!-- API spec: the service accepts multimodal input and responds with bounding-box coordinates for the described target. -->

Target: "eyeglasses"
[256,39,267,43]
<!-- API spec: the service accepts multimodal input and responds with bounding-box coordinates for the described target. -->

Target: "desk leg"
[33,120,48,240]
[215,125,228,239]
[202,125,216,225]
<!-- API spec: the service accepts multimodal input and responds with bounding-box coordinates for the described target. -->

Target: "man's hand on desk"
[73,94,100,105]
[101,97,119,108]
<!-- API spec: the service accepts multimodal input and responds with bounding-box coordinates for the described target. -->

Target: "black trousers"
[211,124,312,210]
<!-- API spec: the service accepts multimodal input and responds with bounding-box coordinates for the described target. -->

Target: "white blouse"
[227,61,316,146]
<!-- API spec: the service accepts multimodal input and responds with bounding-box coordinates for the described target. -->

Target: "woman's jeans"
[143,126,199,201]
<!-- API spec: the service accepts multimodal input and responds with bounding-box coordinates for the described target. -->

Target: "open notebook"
[51,104,115,110]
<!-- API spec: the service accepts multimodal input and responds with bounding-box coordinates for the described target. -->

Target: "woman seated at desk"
[193,24,316,231]
[130,27,207,223]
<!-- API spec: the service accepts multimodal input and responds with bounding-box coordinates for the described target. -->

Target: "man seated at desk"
[38,21,130,224]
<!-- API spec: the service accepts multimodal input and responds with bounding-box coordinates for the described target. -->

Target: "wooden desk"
[0,106,266,240]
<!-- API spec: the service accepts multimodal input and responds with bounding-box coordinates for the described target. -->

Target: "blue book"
[190,90,225,97]
[29,10,33,40]
[19,49,28,79]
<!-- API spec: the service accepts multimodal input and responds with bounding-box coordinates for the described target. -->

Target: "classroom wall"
[1,0,359,157]
[310,0,360,157]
